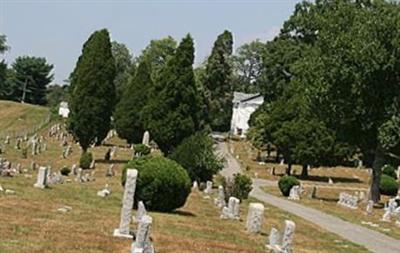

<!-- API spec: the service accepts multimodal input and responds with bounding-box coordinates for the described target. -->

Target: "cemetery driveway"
[217,141,400,253]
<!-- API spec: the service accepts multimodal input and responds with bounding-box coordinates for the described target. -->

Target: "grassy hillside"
[0,100,50,136]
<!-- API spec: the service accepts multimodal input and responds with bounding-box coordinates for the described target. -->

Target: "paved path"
[216,141,242,179]
[217,141,400,253]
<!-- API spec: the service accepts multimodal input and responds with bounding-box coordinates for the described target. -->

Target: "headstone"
[280,220,296,253]
[288,185,300,200]
[136,201,147,223]
[71,164,77,175]
[328,178,334,184]
[221,196,240,220]
[204,181,213,195]
[142,131,150,146]
[397,166,400,182]
[131,214,154,253]
[366,200,373,215]
[97,184,111,197]
[266,227,280,251]
[192,181,198,190]
[106,164,115,177]
[309,186,317,199]
[246,203,264,234]
[280,159,284,166]
[114,169,138,238]
[31,139,37,155]
[214,185,226,208]
[34,166,48,189]
[75,168,83,182]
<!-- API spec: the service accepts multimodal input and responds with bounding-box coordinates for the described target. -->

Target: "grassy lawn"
[227,139,400,240]
[0,100,50,136]
[0,123,370,252]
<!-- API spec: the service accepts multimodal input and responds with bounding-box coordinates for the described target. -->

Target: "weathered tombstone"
[280,220,296,253]
[75,168,83,182]
[266,227,280,251]
[97,184,111,197]
[366,200,373,215]
[246,203,264,234]
[71,164,77,175]
[309,186,317,199]
[204,181,213,195]
[31,161,36,171]
[221,196,240,220]
[142,131,150,146]
[397,166,400,182]
[328,177,334,184]
[15,138,21,150]
[288,185,300,200]
[31,139,37,155]
[34,166,49,189]
[4,135,10,144]
[136,201,147,223]
[114,169,138,238]
[90,159,95,169]
[192,181,198,190]
[106,164,115,177]
[131,214,154,253]
[280,159,284,166]
[215,185,226,208]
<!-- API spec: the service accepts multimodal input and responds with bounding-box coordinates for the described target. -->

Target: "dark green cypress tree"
[114,60,153,144]
[204,30,234,131]
[142,34,201,153]
[68,29,116,152]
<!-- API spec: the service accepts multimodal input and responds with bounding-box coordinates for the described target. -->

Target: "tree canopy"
[68,29,116,151]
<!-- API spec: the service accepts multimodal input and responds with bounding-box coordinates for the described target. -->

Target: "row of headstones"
[113,169,155,253]
[0,114,51,142]
[381,197,400,226]
[337,192,359,209]
[203,181,296,252]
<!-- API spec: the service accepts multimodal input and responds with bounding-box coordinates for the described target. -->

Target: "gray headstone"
[34,166,48,189]
[114,169,138,238]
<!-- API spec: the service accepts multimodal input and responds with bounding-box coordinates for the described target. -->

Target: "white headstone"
[204,181,213,195]
[281,220,296,253]
[136,201,147,223]
[114,169,138,238]
[366,200,373,215]
[266,227,280,251]
[142,131,150,146]
[246,203,264,234]
[34,166,48,189]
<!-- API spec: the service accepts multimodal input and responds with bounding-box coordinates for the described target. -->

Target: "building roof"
[232,92,262,103]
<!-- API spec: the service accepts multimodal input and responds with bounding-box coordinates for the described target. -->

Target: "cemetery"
[1,1,400,253]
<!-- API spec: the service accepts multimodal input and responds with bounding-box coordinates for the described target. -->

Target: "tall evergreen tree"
[0,34,8,99]
[203,30,234,131]
[9,56,53,105]
[114,60,153,144]
[68,29,116,152]
[142,34,201,153]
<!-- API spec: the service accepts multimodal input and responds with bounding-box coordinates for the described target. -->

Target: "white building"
[58,101,70,118]
[230,92,264,137]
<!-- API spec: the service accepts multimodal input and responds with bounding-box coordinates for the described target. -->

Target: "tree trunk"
[301,164,308,178]
[370,144,385,203]
[286,163,292,175]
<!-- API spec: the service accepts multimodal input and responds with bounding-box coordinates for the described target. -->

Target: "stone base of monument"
[113,228,133,239]
[33,183,46,189]
[131,243,154,253]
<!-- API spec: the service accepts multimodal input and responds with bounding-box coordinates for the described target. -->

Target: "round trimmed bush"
[122,156,191,212]
[80,151,93,170]
[382,165,397,179]
[278,175,300,197]
[379,174,399,196]
[133,144,151,156]
[60,166,71,176]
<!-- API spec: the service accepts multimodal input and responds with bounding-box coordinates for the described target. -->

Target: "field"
[229,140,400,240]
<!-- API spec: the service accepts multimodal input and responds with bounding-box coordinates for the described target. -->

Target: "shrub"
[60,166,71,176]
[382,165,397,179]
[223,174,253,201]
[80,151,93,170]
[379,174,399,196]
[122,156,191,212]
[170,132,224,182]
[278,175,300,196]
[133,144,151,156]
